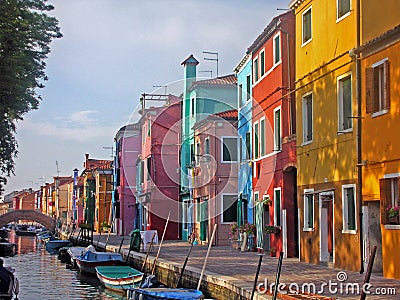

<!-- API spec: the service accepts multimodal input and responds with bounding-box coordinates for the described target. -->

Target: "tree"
[0,0,62,193]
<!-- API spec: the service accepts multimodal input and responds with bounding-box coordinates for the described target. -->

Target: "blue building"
[234,54,253,226]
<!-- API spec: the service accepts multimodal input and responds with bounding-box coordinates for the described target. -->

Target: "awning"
[301,188,335,196]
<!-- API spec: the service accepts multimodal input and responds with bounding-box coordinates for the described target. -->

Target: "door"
[320,192,334,263]
[255,199,263,249]
[181,197,190,241]
[200,199,208,242]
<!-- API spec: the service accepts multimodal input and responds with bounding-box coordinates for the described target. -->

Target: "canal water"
[2,231,126,300]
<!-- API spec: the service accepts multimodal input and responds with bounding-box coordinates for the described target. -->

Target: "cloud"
[68,110,98,126]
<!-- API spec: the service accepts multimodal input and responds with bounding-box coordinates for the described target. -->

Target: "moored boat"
[95,266,143,292]
[127,288,204,300]
[0,259,19,300]
[0,240,16,257]
[67,245,93,268]
[45,239,72,254]
[75,250,123,275]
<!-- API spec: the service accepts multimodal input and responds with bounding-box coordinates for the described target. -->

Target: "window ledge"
[303,228,314,232]
[372,109,388,118]
[342,229,357,234]
[384,224,400,230]
[336,12,351,23]
[301,140,313,146]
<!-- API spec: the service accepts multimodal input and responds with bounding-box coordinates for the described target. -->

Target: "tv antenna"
[203,51,219,77]
[55,161,60,177]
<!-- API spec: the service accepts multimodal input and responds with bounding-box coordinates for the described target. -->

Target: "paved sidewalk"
[68,231,400,300]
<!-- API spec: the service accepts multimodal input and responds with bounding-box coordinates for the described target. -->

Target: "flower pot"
[388,215,399,225]
[270,249,276,257]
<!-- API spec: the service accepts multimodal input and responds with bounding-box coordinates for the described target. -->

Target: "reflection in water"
[3,232,125,300]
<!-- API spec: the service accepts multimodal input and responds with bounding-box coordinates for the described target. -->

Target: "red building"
[248,11,298,257]
[137,95,181,240]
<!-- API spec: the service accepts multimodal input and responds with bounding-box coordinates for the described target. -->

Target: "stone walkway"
[68,231,400,300]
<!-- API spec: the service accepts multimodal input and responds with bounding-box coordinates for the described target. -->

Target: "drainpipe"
[356,0,364,274]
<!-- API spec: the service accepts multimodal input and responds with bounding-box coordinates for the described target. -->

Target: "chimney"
[84,153,89,168]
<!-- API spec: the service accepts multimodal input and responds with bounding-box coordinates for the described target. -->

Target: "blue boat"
[127,288,204,300]
[45,239,72,253]
[75,250,123,275]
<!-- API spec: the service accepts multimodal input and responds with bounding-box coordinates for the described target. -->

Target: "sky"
[5,0,286,195]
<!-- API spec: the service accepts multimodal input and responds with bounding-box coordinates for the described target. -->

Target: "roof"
[355,24,400,55]
[289,0,306,9]
[234,53,251,74]
[189,74,237,91]
[247,10,293,54]
[214,109,238,119]
[181,54,199,66]
[84,159,112,171]
[192,109,238,130]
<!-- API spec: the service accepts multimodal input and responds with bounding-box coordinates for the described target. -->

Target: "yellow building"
[290,0,362,271]
[357,0,400,279]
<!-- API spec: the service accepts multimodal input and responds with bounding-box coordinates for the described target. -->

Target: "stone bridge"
[0,210,56,232]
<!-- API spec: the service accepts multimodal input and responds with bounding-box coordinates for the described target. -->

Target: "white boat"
[67,246,91,267]
[75,250,123,275]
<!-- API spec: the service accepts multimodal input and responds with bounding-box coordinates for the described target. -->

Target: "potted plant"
[386,204,400,224]
[101,221,111,233]
[270,247,277,257]
[264,225,281,235]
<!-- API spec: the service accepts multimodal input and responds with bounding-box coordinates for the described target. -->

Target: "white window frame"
[253,121,259,159]
[191,97,195,116]
[259,118,265,157]
[302,92,313,145]
[221,136,239,163]
[342,184,357,234]
[205,137,210,155]
[253,56,259,84]
[260,49,265,78]
[274,106,282,151]
[273,32,281,66]
[336,0,351,22]
[302,6,312,46]
[371,58,389,118]
[246,74,251,102]
[303,189,314,231]
[337,72,353,133]
[221,193,238,224]
[274,187,282,227]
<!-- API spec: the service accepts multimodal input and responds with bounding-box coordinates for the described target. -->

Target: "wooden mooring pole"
[360,245,377,300]
[176,242,194,288]
[272,252,284,300]
[251,254,263,299]
[197,223,217,291]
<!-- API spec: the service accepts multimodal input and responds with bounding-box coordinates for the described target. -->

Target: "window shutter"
[379,178,391,224]
[365,67,374,114]
[384,60,390,109]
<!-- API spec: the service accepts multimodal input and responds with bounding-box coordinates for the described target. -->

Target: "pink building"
[191,110,239,246]
[137,96,181,240]
[114,123,142,236]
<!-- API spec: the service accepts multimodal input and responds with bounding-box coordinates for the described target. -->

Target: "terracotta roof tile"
[189,74,237,91]
[214,109,238,119]
[85,159,112,171]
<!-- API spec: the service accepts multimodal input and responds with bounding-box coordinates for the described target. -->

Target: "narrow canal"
[3,231,126,300]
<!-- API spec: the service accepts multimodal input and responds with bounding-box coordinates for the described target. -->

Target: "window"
[222,194,238,223]
[238,84,243,106]
[246,75,251,100]
[146,157,151,181]
[254,57,259,82]
[302,93,313,143]
[205,138,210,155]
[302,6,312,45]
[254,122,259,158]
[274,33,281,64]
[304,190,314,230]
[260,50,265,77]
[191,97,195,116]
[260,118,265,156]
[147,119,151,137]
[196,142,200,164]
[379,176,400,224]
[366,59,390,115]
[274,188,281,226]
[245,131,251,160]
[342,185,356,232]
[274,107,281,150]
[190,143,195,164]
[337,0,350,20]
[222,137,238,162]
[338,74,352,131]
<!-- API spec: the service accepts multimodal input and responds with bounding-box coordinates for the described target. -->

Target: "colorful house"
[247,11,297,257]
[136,96,181,240]
[81,153,113,232]
[356,1,400,278]
[191,110,239,246]
[54,177,73,222]
[67,173,85,227]
[180,54,238,241]
[113,123,142,236]
[290,0,361,270]
[234,54,253,227]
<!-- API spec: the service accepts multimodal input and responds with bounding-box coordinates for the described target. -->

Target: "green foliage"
[0,0,62,193]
